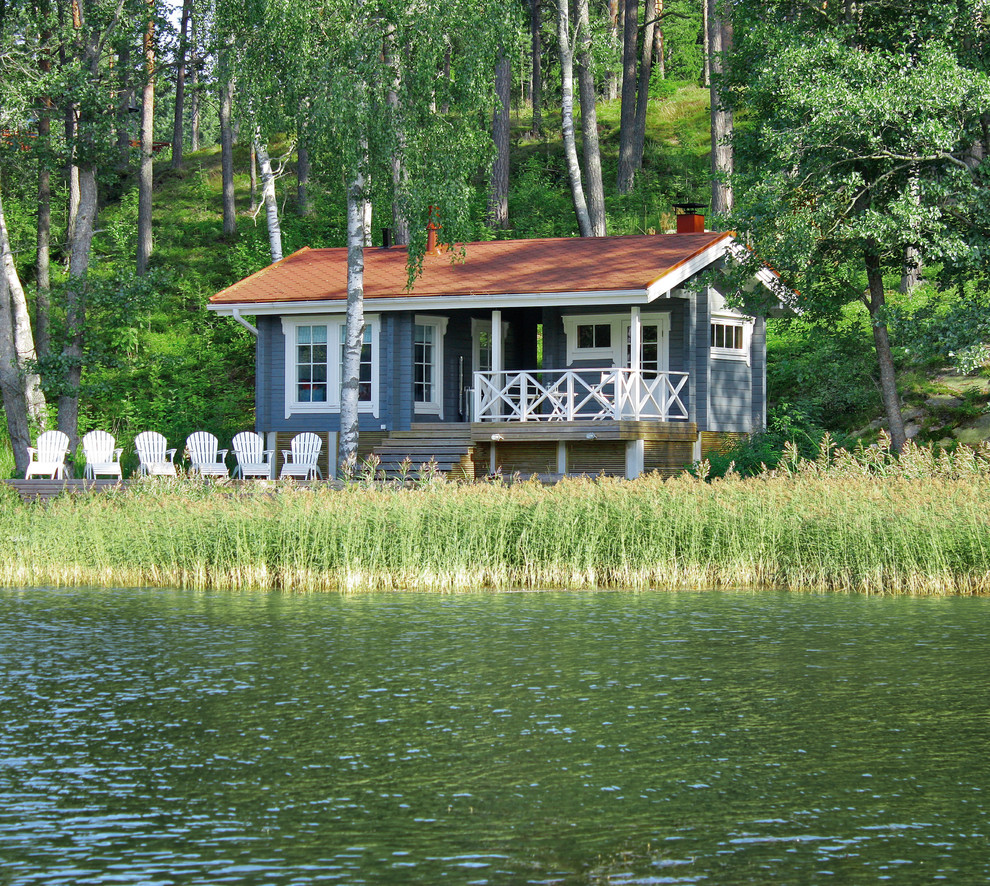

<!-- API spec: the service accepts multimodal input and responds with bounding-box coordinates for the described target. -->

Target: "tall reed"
[2,438,989,595]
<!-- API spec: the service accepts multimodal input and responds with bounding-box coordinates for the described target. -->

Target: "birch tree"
[556,0,591,236]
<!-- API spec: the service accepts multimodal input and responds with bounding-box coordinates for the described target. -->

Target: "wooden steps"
[370,425,477,480]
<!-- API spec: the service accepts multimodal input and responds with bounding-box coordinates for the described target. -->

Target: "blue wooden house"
[209,219,783,479]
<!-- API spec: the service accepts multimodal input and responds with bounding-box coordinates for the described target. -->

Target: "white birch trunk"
[557,0,592,236]
[254,133,283,263]
[0,190,47,470]
[137,3,155,276]
[339,166,368,474]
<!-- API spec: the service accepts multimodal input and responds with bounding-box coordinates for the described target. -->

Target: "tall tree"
[707,0,732,216]
[136,0,155,275]
[576,0,606,235]
[528,0,543,135]
[254,132,283,263]
[556,0,591,235]
[727,5,990,453]
[616,0,639,192]
[490,46,510,229]
[219,72,235,236]
[171,0,191,169]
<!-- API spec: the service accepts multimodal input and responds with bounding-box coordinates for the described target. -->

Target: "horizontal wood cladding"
[700,431,748,458]
[567,442,626,477]
[493,442,559,478]
[472,420,697,443]
[644,439,694,477]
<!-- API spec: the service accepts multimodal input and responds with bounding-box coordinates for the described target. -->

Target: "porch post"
[630,306,641,372]
[491,310,503,374]
[629,306,642,420]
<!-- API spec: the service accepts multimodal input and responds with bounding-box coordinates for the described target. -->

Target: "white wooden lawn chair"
[135,431,177,476]
[186,431,230,478]
[279,432,323,480]
[81,430,123,480]
[232,431,274,479]
[25,430,70,479]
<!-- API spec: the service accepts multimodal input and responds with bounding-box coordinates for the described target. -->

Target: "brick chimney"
[426,206,442,255]
[673,202,707,234]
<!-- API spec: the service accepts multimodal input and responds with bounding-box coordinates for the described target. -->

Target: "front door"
[622,315,670,418]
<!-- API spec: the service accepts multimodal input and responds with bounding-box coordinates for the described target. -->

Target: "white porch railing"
[472,369,689,422]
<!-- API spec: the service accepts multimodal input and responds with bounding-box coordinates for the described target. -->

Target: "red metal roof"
[209,232,732,306]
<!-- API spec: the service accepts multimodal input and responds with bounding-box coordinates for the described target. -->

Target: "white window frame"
[621,313,671,374]
[564,312,671,368]
[471,318,510,374]
[281,314,380,419]
[710,312,752,364]
[563,314,620,364]
[413,315,448,417]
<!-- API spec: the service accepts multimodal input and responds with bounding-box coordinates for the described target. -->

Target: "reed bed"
[2,437,989,595]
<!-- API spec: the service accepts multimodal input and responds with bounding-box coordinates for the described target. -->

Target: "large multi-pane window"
[296,325,328,402]
[414,323,435,403]
[284,317,379,416]
[340,326,373,402]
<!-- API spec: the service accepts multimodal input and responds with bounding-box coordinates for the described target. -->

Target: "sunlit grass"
[3,439,989,596]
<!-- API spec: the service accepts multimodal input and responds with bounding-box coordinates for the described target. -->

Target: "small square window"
[577,323,611,350]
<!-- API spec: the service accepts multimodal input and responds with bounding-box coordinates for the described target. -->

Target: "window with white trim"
[295,324,328,403]
[340,325,373,402]
[710,315,750,362]
[282,316,379,418]
[413,315,447,416]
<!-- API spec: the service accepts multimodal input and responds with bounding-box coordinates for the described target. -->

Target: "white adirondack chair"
[186,431,230,478]
[279,432,323,480]
[25,430,70,479]
[232,431,274,479]
[81,430,123,480]
[135,431,177,477]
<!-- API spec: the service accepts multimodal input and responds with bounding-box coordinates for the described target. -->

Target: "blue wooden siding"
[253,290,766,436]
[751,316,767,431]
[709,359,753,432]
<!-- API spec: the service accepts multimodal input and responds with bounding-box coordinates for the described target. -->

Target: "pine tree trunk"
[702,0,710,86]
[708,0,733,216]
[255,134,283,263]
[630,3,656,179]
[339,168,368,474]
[190,9,200,151]
[114,42,133,176]
[220,76,236,236]
[137,3,155,276]
[577,0,606,236]
[605,0,620,100]
[490,49,511,229]
[866,249,906,453]
[171,0,191,169]
[57,164,97,456]
[529,0,543,135]
[617,0,639,193]
[655,0,664,78]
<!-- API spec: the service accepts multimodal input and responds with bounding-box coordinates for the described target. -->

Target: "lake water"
[0,588,987,885]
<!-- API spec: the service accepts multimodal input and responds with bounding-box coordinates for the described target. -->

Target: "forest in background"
[1,0,989,478]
